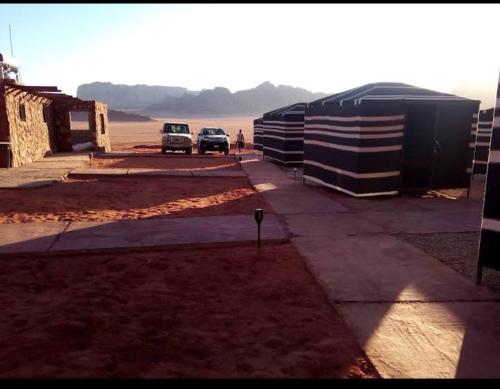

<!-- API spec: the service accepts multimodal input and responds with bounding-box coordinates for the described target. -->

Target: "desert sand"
[89,156,241,171]
[0,243,379,378]
[106,116,255,152]
[0,176,271,223]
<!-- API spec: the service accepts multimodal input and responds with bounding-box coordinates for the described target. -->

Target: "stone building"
[0,79,111,168]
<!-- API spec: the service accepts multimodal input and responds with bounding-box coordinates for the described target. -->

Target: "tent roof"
[263,102,305,118]
[276,102,305,116]
[309,82,478,106]
[480,107,495,114]
[264,103,297,117]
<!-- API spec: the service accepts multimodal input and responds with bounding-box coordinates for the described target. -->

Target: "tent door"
[400,103,437,191]
[429,104,471,189]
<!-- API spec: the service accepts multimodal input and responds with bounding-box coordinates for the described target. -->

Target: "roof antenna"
[9,24,21,83]
[9,24,14,57]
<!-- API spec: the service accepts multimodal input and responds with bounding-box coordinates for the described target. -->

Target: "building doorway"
[400,103,437,191]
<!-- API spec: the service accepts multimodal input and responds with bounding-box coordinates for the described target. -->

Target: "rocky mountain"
[107,110,155,122]
[76,81,329,116]
[145,82,328,115]
[69,109,154,122]
[76,82,198,110]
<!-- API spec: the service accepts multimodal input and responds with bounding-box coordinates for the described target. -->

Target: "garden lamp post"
[254,208,264,248]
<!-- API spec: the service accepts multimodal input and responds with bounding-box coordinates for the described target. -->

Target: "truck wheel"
[198,148,205,155]
[186,148,192,155]
[161,147,167,154]
[224,148,229,156]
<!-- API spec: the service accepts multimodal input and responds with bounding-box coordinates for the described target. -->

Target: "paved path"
[0,214,287,256]
[0,153,89,188]
[240,154,500,378]
[69,168,246,178]
[96,152,237,160]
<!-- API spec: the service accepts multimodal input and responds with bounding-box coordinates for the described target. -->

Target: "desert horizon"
[105,116,255,151]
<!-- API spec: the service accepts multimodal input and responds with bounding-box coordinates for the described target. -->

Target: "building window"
[100,113,105,134]
[19,104,26,121]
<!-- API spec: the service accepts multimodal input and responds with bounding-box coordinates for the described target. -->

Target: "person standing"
[236,129,245,153]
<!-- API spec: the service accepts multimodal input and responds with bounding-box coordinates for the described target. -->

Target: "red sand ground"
[89,156,241,171]
[106,117,255,153]
[0,176,272,223]
[113,143,257,156]
[0,244,379,378]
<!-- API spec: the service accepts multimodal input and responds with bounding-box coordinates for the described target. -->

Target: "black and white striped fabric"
[473,108,494,175]
[262,103,305,165]
[303,82,479,197]
[262,105,290,161]
[253,117,263,151]
[469,111,480,176]
[477,77,500,279]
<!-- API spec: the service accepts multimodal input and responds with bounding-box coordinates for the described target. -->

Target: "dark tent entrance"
[400,102,475,192]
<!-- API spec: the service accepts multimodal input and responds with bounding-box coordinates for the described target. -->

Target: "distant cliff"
[108,110,155,122]
[77,82,198,110]
[77,81,329,116]
[70,109,154,122]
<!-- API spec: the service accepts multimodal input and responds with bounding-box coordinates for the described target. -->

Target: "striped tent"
[477,76,500,283]
[253,117,263,151]
[303,82,480,197]
[473,108,494,175]
[262,103,305,165]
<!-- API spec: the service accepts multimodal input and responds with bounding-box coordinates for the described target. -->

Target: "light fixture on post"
[254,208,264,248]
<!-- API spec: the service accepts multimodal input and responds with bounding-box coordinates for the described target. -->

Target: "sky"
[1,3,500,107]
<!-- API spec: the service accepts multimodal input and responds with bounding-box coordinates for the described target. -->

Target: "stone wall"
[0,88,9,167]
[52,101,111,152]
[0,85,111,168]
[90,102,111,152]
[4,90,53,167]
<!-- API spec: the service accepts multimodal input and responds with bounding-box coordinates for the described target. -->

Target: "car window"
[202,128,225,135]
[164,124,189,134]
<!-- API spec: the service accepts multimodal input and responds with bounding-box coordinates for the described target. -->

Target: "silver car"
[197,127,230,155]
[160,122,193,155]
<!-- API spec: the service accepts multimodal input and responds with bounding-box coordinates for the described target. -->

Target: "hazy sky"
[1,3,499,107]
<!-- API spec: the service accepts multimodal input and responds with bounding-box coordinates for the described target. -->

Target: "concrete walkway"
[69,168,247,178]
[0,214,287,256]
[0,153,89,188]
[96,152,237,161]
[241,154,500,378]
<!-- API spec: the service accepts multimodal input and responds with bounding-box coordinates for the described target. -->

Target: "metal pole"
[9,25,14,57]
[258,224,261,248]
